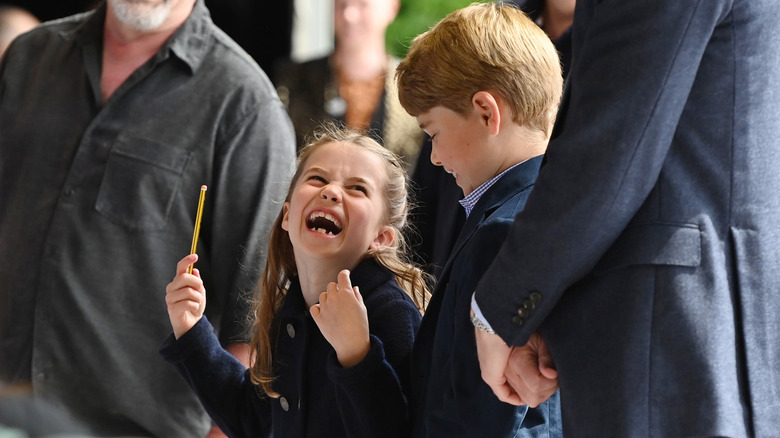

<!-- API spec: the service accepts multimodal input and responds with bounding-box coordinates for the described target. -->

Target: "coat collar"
[281,258,394,316]
[442,155,544,281]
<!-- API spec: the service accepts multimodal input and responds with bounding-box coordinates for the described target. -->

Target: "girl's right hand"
[165,254,206,339]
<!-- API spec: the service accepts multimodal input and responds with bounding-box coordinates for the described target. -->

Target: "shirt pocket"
[592,222,702,276]
[95,134,192,231]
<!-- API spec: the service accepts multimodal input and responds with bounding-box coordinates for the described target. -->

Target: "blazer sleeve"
[475,0,732,345]
[159,317,273,438]
[326,298,421,438]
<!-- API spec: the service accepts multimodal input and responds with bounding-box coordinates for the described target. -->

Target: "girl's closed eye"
[307,175,327,185]
[349,184,368,194]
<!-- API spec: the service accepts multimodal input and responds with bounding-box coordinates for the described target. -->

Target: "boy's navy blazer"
[411,155,561,438]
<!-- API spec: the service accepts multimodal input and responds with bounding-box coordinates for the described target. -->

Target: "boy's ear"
[369,225,395,251]
[280,202,290,231]
[472,91,501,136]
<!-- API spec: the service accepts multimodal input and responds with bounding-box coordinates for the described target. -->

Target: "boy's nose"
[430,148,442,166]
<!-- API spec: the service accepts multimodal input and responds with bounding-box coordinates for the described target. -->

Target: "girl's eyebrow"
[346,176,373,187]
[304,166,375,187]
[303,166,327,174]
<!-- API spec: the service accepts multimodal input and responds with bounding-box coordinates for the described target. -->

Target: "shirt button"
[286,323,295,338]
[280,396,289,411]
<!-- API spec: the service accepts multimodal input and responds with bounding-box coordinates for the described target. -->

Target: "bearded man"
[0,0,296,436]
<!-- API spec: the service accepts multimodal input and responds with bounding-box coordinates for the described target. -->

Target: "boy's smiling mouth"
[306,211,343,235]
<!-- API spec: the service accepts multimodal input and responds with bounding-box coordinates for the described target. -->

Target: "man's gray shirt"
[0,1,296,436]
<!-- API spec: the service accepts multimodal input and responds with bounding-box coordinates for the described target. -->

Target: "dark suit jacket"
[412,156,561,437]
[475,1,780,436]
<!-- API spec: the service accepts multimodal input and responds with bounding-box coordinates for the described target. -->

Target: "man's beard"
[109,0,172,31]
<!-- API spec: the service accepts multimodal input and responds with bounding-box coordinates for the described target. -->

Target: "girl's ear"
[472,90,501,136]
[280,202,290,231]
[369,225,395,251]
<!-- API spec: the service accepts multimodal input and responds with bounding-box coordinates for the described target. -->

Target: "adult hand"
[165,254,206,339]
[503,331,559,407]
[310,270,370,368]
[474,327,524,405]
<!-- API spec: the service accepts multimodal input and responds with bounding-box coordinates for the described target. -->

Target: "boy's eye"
[308,175,327,184]
[349,185,367,194]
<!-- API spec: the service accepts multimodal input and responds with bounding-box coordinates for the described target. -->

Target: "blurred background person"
[0,4,39,59]
[274,0,424,172]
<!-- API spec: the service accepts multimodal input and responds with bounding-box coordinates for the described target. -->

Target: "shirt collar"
[167,0,210,72]
[459,160,526,218]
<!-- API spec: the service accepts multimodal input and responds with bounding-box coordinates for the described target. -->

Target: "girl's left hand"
[310,269,370,367]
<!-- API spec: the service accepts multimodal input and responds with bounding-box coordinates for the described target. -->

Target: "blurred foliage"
[386,0,489,58]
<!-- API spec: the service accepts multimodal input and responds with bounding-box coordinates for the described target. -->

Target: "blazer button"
[516,308,528,319]
[286,323,295,338]
[280,396,290,411]
[512,315,524,326]
[522,300,536,310]
[529,291,542,304]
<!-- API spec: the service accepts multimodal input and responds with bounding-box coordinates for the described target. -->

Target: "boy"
[396,3,563,436]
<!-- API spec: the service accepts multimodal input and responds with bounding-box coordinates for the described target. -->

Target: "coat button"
[529,291,542,304]
[286,323,295,338]
[517,308,528,318]
[512,315,524,326]
[280,396,289,411]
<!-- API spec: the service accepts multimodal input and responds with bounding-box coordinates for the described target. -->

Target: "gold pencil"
[188,185,207,274]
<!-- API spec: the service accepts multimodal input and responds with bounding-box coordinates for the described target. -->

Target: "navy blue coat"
[160,258,422,438]
[475,0,780,436]
[411,156,562,437]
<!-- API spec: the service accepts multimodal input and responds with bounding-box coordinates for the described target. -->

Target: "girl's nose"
[321,185,342,202]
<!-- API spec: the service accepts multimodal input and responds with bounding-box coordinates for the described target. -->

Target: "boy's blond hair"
[396,2,563,136]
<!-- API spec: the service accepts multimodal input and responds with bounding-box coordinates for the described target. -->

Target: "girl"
[160,126,429,438]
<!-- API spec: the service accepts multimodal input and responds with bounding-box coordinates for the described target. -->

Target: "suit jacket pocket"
[593,222,701,275]
[95,135,192,231]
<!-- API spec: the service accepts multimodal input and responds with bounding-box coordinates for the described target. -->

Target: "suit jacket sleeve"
[474,0,732,345]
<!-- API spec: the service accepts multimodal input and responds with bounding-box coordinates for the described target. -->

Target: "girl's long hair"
[248,124,431,397]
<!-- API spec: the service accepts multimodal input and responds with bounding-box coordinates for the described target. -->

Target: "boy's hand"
[166,254,206,339]
[310,270,370,368]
